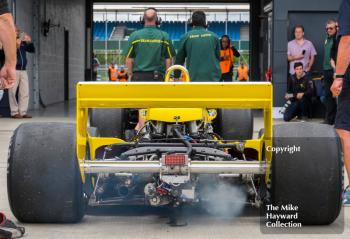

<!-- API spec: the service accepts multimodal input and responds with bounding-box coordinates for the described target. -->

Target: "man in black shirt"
[283,62,313,122]
[331,0,350,205]
[0,0,16,90]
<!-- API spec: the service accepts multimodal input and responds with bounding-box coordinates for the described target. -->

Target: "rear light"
[164,154,187,166]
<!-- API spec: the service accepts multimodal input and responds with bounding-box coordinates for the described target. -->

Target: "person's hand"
[16,38,21,48]
[294,54,304,60]
[331,78,343,97]
[296,93,304,100]
[23,33,32,43]
[285,93,290,100]
[0,64,16,89]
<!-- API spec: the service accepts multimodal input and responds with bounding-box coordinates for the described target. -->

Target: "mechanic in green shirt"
[323,19,338,125]
[174,11,221,82]
[125,7,175,82]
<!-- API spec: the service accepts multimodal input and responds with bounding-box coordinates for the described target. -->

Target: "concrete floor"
[0,102,349,239]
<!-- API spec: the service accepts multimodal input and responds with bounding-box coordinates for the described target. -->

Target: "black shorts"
[131,71,164,82]
[335,77,350,131]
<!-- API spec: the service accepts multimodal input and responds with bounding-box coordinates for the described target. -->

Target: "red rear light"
[164,154,186,166]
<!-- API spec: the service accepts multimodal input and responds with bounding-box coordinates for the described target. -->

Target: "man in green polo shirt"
[174,11,221,82]
[125,7,175,82]
[323,19,338,125]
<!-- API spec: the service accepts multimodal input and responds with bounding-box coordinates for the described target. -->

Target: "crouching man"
[283,62,313,122]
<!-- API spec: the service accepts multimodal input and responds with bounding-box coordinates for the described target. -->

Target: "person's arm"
[125,58,133,80]
[286,76,294,98]
[108,68,111,81]
[330,36,338,65]
[165,58,172,70]
[336,36,350,76]
[215,37,221,62]
[287,43,303,62]
[124,34,135,79]
[306,43,317,72]
[0,14,15,66]
[24,42,35,53]
[164,34,175,70]
[23,34,35,53]
[330,59,336,70]
[304,77,314,98]
[307,55,315,72]
[174,35,187,78]
[232,46,240,57]
[331,36,350,96]
[288,54,304,62]
[0,12,16,89]
[287,77,292,93]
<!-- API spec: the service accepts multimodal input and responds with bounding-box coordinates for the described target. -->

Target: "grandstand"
[93,21,247,41]
[92,6,250,80]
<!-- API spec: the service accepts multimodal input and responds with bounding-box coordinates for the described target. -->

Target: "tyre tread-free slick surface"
[8,123,85,223]
[216,109,253,140]
[89,108,124,137]
[271,123,342,225]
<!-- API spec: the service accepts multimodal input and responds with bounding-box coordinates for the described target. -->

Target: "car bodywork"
[76,79,273,207]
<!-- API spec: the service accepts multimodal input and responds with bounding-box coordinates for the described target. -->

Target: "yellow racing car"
[7,66,342,226]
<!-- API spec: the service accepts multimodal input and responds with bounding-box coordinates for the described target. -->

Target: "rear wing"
[76,82,273,165]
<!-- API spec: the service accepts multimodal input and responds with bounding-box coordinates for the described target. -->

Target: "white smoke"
[201,183,247,218]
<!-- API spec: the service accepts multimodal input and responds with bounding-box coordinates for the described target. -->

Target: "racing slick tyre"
[271,123,342,225]
[89,108,124,137]
[216,109,253,140]
[8,123,85,223]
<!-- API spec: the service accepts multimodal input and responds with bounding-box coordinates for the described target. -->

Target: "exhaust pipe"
[82,160,267,175]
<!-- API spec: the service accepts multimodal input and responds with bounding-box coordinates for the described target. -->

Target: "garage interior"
[0,0,343,114]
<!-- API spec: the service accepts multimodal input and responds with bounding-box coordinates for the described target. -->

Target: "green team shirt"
[125,26,175,73]
[174,27,221,82]
[323,36,334,70]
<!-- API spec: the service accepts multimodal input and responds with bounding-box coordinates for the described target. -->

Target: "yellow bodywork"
[76,82,273,182]
[146,108,217,123]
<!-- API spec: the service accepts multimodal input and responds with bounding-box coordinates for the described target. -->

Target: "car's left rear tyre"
[8,123,85,223]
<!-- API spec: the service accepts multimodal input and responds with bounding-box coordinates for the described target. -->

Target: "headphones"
[140,7,162,26]
[187,11,208,28]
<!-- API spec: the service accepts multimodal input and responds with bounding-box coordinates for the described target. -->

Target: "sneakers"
[343,186,350,206]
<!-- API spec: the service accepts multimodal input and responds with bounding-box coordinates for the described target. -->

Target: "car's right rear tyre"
[8,123,85,223]
[271,123,342,225]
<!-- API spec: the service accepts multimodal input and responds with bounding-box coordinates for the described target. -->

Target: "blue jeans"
[283,98,308,122]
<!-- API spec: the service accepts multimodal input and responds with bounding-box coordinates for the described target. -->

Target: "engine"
[88,115,260,208]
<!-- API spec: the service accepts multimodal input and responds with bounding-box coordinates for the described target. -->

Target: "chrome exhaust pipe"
[82,160,267,175]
